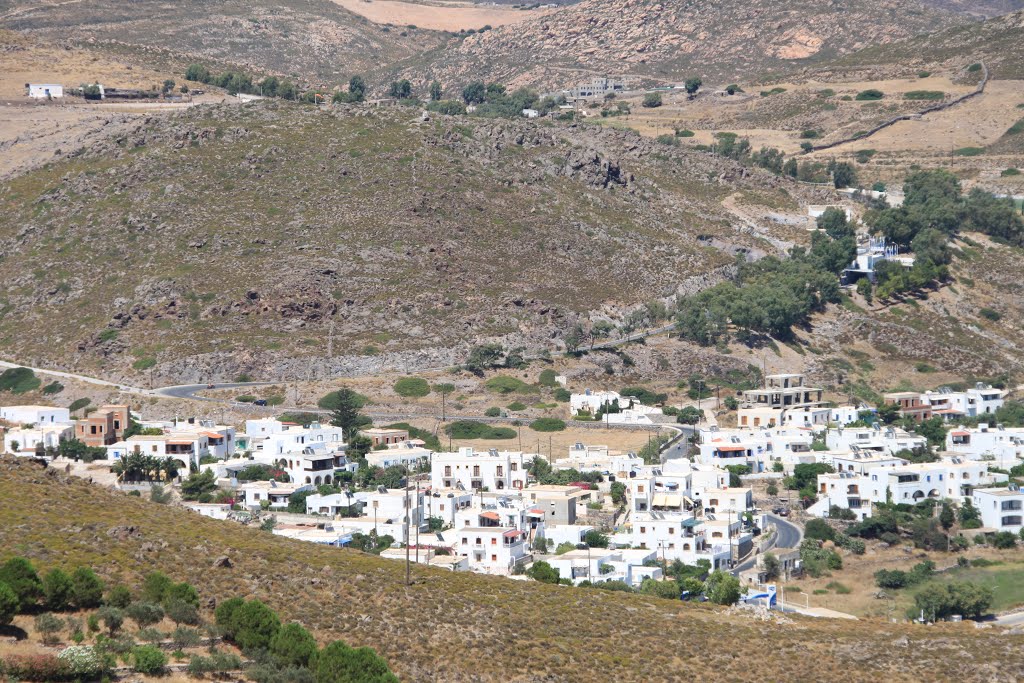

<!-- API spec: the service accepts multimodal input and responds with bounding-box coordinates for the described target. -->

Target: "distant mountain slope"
[0,101,811,381]
[919,0,1024,17]
[826,9,1024,79]
[400,0,971,91]
[0,0,447,84]
[4,457,1024,682]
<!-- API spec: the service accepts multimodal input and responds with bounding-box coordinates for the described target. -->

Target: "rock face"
[407,0,969,89]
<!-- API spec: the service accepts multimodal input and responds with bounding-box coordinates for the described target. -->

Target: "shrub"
[35,613,64,645]
[42,381,64,395]
[968,62,982,72]
[484,376,535,394]
[1002,168,1021,177]
[187,651,244,675]
[70,567,104,608]
[165,581,200,608]
[42,569,74,611]
[675,129,695,137]
[0,582,18,625]
[855,89,884,101]
[553,388,571,402]
[316,641,397,683]
[705,571,741,605]
[0,557,43,609]
[655,134,680,146]
[131,645,168,674]
[393,377,430,397]
[875,569,909,589]
[171,626,202,649]
[0,367,41,393]
[233,599,281,652]
[57,646,106,678]
[484,406,501,417]
[68,398,91,412]
[529,418,565,432]
[979,308,1001,321]
[215,596,245,637]
[444,421,515,439]
[507,401,527,411]
[992,531,1017,549]
[904,90,944,101]
[126,602,164,628]
[642,92,662,108]
[166,598,200,625]
[954,147,985,157]
[804,519,836,542]
[2,653,68,681]
[270,622,319,668]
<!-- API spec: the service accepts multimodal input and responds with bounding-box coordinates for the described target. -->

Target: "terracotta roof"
[167,439,194,446]
[716,445,746,452]
[480,511,500,521]
[951,430,970,437]
[203,431,225,439]
[502,530,522,539]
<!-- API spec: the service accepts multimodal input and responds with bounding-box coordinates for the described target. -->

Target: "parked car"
[254,399,267,406]
[206,383,215,389]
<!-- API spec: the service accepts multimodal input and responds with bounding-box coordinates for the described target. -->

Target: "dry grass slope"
[2,457,1024,682]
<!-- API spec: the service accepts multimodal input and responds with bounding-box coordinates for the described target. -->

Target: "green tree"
[106,585,133,609]
[817,207,853,239]
[327,388,365,436]
[97,606,124,634]
[214,596,246,638]
[429,80,443,101]
[939,502,955,531]
[388,79,412,99]
[642,92,662,108]
[0,582,18,625]
[705,571,741,605]
[316,641,398,683]
[0,557,42,610]
[70,567,104,609]
[142,572,173,604]
[610,481,627,505]
[165,582,199,609]
[465,343,505,373]
[270,622,319,668]
[762,553,780,580]
[126,602,164,629]
[583,530,610,548]
[42,568,74,611]
[832,162,857,189]
[132,645,168,674]
[233,599,281,652]
[348,76,367,102]
[525,561,560,584]
[462,81,486,104]
[677,406,702,425]
[684,77,702,95]
[640,578,681,599]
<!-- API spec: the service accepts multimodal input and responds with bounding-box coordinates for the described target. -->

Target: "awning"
[167,439,194,446]
[203,431,225,439]
[951,430,970,437]
[480,511,500,521]
[526,509,545,517]
[716,445,746,453]
[681,518,703,528]
[502,530,522,538]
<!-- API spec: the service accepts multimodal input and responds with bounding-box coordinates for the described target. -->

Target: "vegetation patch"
[444,421,516,439]
[0,367,41,394]
[393,377,430,397]
[528,418,566,432]
[903,90,944,101]
[484,376,538,395]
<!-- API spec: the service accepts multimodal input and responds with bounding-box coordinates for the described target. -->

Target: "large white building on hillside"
[0,405,71,426]
[947,424,1024,468]
[973,486,1024,533]
[431,447,529,491]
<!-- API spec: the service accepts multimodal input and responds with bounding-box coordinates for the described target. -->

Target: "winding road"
[731,513,803,575]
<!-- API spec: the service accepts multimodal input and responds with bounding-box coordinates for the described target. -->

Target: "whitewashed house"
[973,486,1024,533]
[431,447,529,491]
[0,405,71,425]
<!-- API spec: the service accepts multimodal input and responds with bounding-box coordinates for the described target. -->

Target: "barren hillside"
[397,0,971,91]
[0,100,821,382]
[0,0,448,85]
[3,457,1024,682]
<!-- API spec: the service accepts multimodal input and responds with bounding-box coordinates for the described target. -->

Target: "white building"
[947,424,1024,468]
[814,457,1006,520]
[272,522,353,547]
[738,374,828,428]
[546,548,661,587]
[3,424,73,455]
[973,486,1024,533]
[237,481,311,509]
[305,492,361,517]
[569,389,664,425]
[451,526,530,575]
[0,405,71,425]
[365,441,432,470]
[431,447,529,491]
[185,503,232,520]
[255,421,345,458]
[27,83,63,99]
[825,424,927,456]
[619,511,732,569]
[555,443,644,479]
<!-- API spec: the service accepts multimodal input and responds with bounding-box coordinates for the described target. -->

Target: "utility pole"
[415,480,421,566]
[405,483,412,586]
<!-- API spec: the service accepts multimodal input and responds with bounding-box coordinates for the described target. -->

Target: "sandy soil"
[328,0,551,30]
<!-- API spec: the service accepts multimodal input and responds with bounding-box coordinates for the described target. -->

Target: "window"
[444,466,452,477]
[511,462,518,471]
[491,555,497,562]
[491,537,496,545]
[637,485,645,493]
[640,527,646,534]
[462,537,467,544]
[496,466,504,477]
[473,465,480,477]
[669,527,675,535]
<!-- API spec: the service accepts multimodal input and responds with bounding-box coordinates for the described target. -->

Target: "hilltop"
[2,456,1024,681]
[397,0,970,91]
[0,0,448,85]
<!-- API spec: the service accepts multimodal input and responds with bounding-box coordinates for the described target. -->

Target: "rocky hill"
[3,456,1024,682]
[0,100,823,382]
[397,0,971,91]
[0,0,448,85]
[823,9,1024,79]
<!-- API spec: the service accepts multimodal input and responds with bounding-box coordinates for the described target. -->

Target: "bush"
[1002,167,1021,177]
[507,401,527,411]
[270,622,319,668]
[0,582,18,625]
[165,598,200,625]
[855,89,884,101]
[96,606,124,634]
[904,90,944,101]
[171,626,202,649]
[0,557,43,610]
[992,531,1017,549]
[35,613,64,645]
[529,418,565,432]
[705,571,741,605]
[655,134,679,146]
[954,147,985,157]
[215,597,246,637]
[875,569,909,589]
[42,381,64,395]
[0,367,41,393]
[187,651,244,675]
[70,567,104,608]
[2,653,68,681]
[675,129,695,137]
[444,421,516,439]
[165,581,200,608]
[316,641,397,683]
[126,602,164,629]
[553,388,571,402]
[804,519,836,542]
[233,599,281,652]
[484,406,501,417]
[131,645,168,674]
[57,646,106,678]
[393,377,430,397]
[979,308,1001,321]
[42,569,74,611]
[484,376,535,394]
[642,92,662,108]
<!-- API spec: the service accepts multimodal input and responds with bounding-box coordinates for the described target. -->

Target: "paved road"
[155,382,275,400]
[0,359,146,394]
[769,514,803,549]
[994,610,1024,627]
[731,514,802,575]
